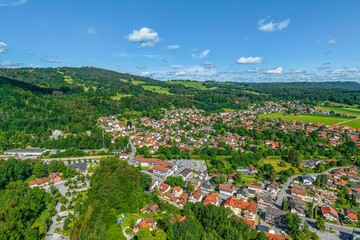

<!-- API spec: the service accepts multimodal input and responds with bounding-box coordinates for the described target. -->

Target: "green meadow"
[142,85,172,95]
[260,113,349,126]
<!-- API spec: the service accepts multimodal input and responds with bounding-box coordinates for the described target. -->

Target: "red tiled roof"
[203,193,219,205]
[321,206,339,218]
[224,196,257,213]
[291,187,306,196]
[238,217,255,229]
[219,183,234,193]
[265,232,286,240]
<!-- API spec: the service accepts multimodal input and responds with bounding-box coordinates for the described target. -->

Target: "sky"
[1,0,360,82]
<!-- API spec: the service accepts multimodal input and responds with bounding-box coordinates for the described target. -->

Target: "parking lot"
[170,159,207,176]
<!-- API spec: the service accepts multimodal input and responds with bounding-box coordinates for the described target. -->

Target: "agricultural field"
[316,105,360,128]
[166,80,208,90]
[142,85,172,95]
[260,113,349,126]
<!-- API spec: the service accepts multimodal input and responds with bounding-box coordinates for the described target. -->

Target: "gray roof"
[266,207,286,217]
[4,148,47,154]
[179,168,192,177]
[69,162,87,172]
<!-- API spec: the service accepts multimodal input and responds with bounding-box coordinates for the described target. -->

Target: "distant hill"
[0,67,359,150]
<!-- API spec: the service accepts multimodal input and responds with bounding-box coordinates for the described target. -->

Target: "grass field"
[111,93,133,100]
[242,90,260,95]
[142,85,172,95]
[261,156,301,174]
[166,80,208,90]
[64,76,74,84]
[131,80,146,85]
[260,113,349,126]
[316,105,360,128]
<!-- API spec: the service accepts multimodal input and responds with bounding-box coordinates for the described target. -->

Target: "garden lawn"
[261,156,301,174]
[260,113,349,126]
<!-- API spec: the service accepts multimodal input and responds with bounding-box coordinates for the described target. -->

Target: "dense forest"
[70,159,152,239]
[0,67,360,150]
[70,159,270,240]
[0,159,63,239]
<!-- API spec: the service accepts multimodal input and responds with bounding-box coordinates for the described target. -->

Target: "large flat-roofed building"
[4,148,48,157]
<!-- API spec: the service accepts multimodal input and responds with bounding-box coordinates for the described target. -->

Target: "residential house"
[140,204,159,214]
[248,183,264,193]
[189,188,204,203]
[219,183,235,196]
[291,186,306,200]
[196,170,208,181]
[133,218,156,233]
[163,192,178,203]
[290,197,306,217]
[257,194,274,208]
[201,182,215,192]
[321,206,339,222]
[172,186,183,198]
[344,209,358,222]
[236,187,250,200]
[267,181,279,195]
[179,168,192,180]
[160,183,171,193]
[203,192,220,206]
[264,232,286,240]
[301,174,314,186]
[224,196,257,220]
[265,208,287,226]
[28,172,62,188]
[178,193,188,206]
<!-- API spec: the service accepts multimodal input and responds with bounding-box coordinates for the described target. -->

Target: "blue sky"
[1,0,360,82]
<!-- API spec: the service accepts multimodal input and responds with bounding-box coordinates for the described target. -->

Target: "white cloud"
[87,27,97,35]
[171,65,183,69]
[127,27,160,47]
[48,59,61,63]
[0,0,26,7]
[141,71,151,77]
[0,42,8,53]
[192,49,210,59]
[167,44,180,50]
[258,18,290,32]
[237,56,263,64]
[327,38,337,44]
[0,60,23,67]
[247,68,260,73]
[292,69,306,74]
[265,67,284,74]
[175,71,186,76]
[199,49,210,59]
[203,61,216,69]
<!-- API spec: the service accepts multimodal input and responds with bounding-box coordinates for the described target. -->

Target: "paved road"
[45,202,63,240]
[305,217,355,235]
[42,155,114,162]
[275,167,344,208]
[122,226,133,240]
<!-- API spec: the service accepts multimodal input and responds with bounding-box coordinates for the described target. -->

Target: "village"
[99,102,360,156]
[117,151,360,240]
[2,101,360,240]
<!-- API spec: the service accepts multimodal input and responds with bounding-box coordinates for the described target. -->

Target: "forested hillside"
[0,67,359,150]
